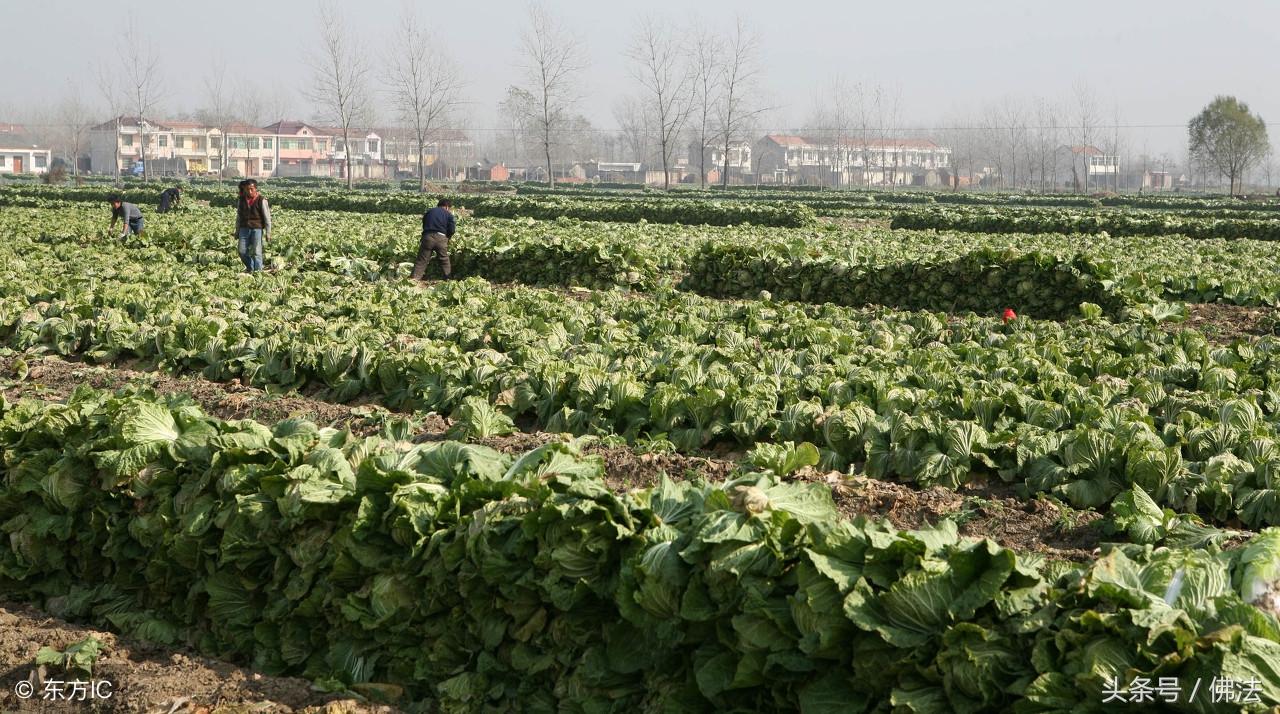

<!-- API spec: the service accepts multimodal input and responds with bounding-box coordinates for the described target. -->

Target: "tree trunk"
[661,141,670,191]
[545,141,554,188]
[114,118,122,187]
[418,141,426,193]
[721,137,730,189]
[344,127,354,189]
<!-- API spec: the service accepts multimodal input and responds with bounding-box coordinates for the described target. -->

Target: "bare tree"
[688,21,722,187]
[877,86,904,189]
[805,75,857,187]
[1071,82,1099,192]
[612,96,651,164]
[1031,97,1061,192]
[518,3,584,186]
[95,66,126,185]
[58,81,94,181]
[715,18,764,188]
[120,17,164,181]
[627,16,693,190]
[200,62,234,179]
[498,86,536,168]
[307,0,373,189]
[1000,96,1029,190]
[385,3,466,192]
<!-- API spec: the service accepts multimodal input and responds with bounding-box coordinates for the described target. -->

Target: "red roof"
[262,120,323,136]
[762,134,942,150]
[164,121,207,131]
[222,122,270,134]
[764,134,811,147]
[372,127,472,143]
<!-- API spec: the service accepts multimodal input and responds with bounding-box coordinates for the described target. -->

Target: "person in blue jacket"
[412,198,456,280]
[158,186,182,213]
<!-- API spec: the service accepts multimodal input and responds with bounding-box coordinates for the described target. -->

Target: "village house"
[753,134,952,187]
[380,129,474,181]
[0,128,52,175]
[1054,145,1121,192]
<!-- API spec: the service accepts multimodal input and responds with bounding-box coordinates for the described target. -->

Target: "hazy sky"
[4,0,1277,156]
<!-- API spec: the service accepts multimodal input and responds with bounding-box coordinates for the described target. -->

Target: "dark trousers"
[412,232,451,279]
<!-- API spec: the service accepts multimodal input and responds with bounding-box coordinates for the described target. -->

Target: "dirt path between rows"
[0,354,1108,711]
[0,353,1104,559]
[1159,303,1276,343]
[0,603,392,714]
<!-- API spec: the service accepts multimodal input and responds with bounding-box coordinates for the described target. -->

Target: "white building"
[1054,145,1120,192]
[89,116,224,176]
[753,134,952,187]
[0,131,51,175]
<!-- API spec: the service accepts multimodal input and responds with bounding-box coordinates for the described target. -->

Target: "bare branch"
[384,1,467,190]
[307,0,373,188]
[517,2,585,186]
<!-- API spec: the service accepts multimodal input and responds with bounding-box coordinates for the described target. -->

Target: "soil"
[0,354,1106,560]
[0,603,393,714]
[816,215,892,230]
[1161,303,1276,343]
[798,469,1105,561]
[0,354,1117,708]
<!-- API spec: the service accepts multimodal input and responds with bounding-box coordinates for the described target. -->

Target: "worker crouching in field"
[108,195,144,241]
[412,198,456,281]
[235,179,272,273]
[158,185,182,213]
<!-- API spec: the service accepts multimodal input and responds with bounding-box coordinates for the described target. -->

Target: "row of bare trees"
[304,1,467,190]
[495,8,767,188]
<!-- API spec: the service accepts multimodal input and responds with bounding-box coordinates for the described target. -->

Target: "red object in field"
[1002,308,1017,323]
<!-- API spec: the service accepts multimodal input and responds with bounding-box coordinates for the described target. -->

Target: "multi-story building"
[753,134,952,187]
[88,116,470,180]
[688,140,753,184]
[261,121,334,177]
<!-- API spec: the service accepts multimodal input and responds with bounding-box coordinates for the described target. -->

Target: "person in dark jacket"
[412,199,457,280]
[108,195,144,240]
[234,179,272,273]
[158,186,182,213]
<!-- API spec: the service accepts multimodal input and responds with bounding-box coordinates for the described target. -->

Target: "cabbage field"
[2,182,1280,712]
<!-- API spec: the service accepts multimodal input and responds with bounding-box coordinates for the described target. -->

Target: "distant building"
[1054,145,1120,192]
[753,134,951,187]
[381,129,474,181]
[466,159,510,182]
[259,121,333,177]
[689,140,753,184]
[586,161,644,183]
[86,116,472,179]
[0,132,51,175]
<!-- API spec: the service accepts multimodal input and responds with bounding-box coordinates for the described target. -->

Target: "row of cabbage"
[5,232,1280,526]
[1,386,1278,712]
[0,184,816,228]
[516,184,1280,213]
[11,205,1280,310]
[892,206,1280,241]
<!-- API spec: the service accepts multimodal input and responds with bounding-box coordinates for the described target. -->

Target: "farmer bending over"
[108,195,144,240]
[158,185,182,213]
[412,198,456,280]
